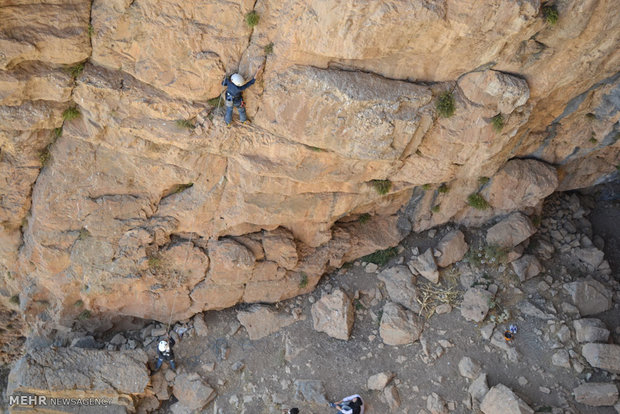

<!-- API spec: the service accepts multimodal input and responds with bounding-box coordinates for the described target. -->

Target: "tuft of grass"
[542,4,559,25]
[589,136,597,144]
[370,179,392,195]
[68,63,85,78]
[438,183,449,193]
[491,113,504,132]
[585,112,596,120]
[422,184,432,191]
[9,295,19,305]
[264,42,274,54]
[148,254,164,271]
[207,96,221,107]
[53,127,63,138]
[431,205,440,213]
[358,213,371,224]
[436,91,455,118]
[245,10,260,27]
[63,106,81,121]
[478,176,490,185]
[78,310,91,320]
[467,193,490,210]
[39,145,52,166]
[88,24,94,38]
[362,247,398,266]
[298,273,308,289]
[176,119,195,130]
[74,300,84,308]
[78,228,91,240]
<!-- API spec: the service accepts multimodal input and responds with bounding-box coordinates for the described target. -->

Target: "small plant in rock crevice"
[78,310,91,320]
[362,247,398,266]
[9,295,19,305]
[436,91,456,118]
[358,213,371,224]
[68,63,85,78]
[74,300,84,308]
[478,176,490,185]
[467,193,490,210]
[53,127,63,138]
[63,106,81,121]
[245,10,260,27]
[438,183,450,193]
[264,42,274,54]
[370,179,392,195]
[422,184,432,191]
[491,113,505,132]
[431,204,440,213]
[298,273,308,289]
[176,119,195,130]
[542,4,559,25]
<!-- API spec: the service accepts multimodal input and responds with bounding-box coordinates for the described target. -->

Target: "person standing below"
[153,335,176,372]
[221,64,263,126]
[330,394,364,414]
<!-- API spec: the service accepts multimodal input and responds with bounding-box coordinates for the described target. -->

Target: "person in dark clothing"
[222,73,255,125]
[153,336,176,372]
[329,394,364,414]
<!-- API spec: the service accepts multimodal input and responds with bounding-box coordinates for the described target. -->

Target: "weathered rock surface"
[565,279,613,316]
[377,266,420,312]
[574,319,610,343]
[367,372,394,391]
[237,306,297,340]
[379,302,424,346]
[486,213,536,248]
[293,379,328,405]
[469,373,490,402]
[458,356,482,379]
[172,373,215,411]
[582,344,620,374]
[481,384,534,414]
[435,230,468,268]
[1,0,619,349]
[408,248,440,284]
[427,392,448,414]
[311,289,354,340]
[511,255,543,281]
[7,348,149,409]
[461,288,494,323]
[573,383,619,407]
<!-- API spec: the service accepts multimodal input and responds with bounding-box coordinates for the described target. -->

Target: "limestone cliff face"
[0,0,618,335]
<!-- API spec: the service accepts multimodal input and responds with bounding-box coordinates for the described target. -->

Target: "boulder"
[379,302,424,346]
[193,313,209,337]
[551,349,571,369]
[408,248,439,283]
[469,373,489,402]
[573,319,610,343]
[237,305,297,340]
[564,279,612,316]
[458,356,482,379]
[573,383,619,406]
[262,228,299,270]
[427,392,448,414]
[435,230,468,267]
[582,344,620,374]
[172,373,215,411]
[574,247,606,269]
[311,289,355,340]
[367,372,394,391]
[293,379,328,405]
[377,265,421,312]
[481,384,534,414]
[486,213,536,248]
[384,384,401,410]
[511,255,543,281]
[7,348,149,410]
[461,288,494,322]
[483,159,558,211]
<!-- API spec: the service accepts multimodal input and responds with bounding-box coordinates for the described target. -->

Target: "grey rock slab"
[461,288,493,322]
[377,265,421,312]
[573,318,610,343]
[293,379,328,405]
[564,279,612,316]
[573,382,619,406]
[481,384,534,414]
[582,343,620,374]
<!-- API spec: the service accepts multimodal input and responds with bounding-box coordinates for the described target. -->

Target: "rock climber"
[329,394,365,414]
[221,63,264,126]
[153,335,176,372]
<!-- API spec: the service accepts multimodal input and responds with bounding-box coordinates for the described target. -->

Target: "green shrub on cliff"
[436,91,455,118]
[370,180,392,195]
[63,106,80,121]
[467,193,490,210]
[491,113,504,132]
[246,11,260,27]
[543,4,559,25]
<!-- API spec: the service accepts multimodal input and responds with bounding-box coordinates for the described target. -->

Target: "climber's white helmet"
[158,340,169,352]
[231,73,245,86]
